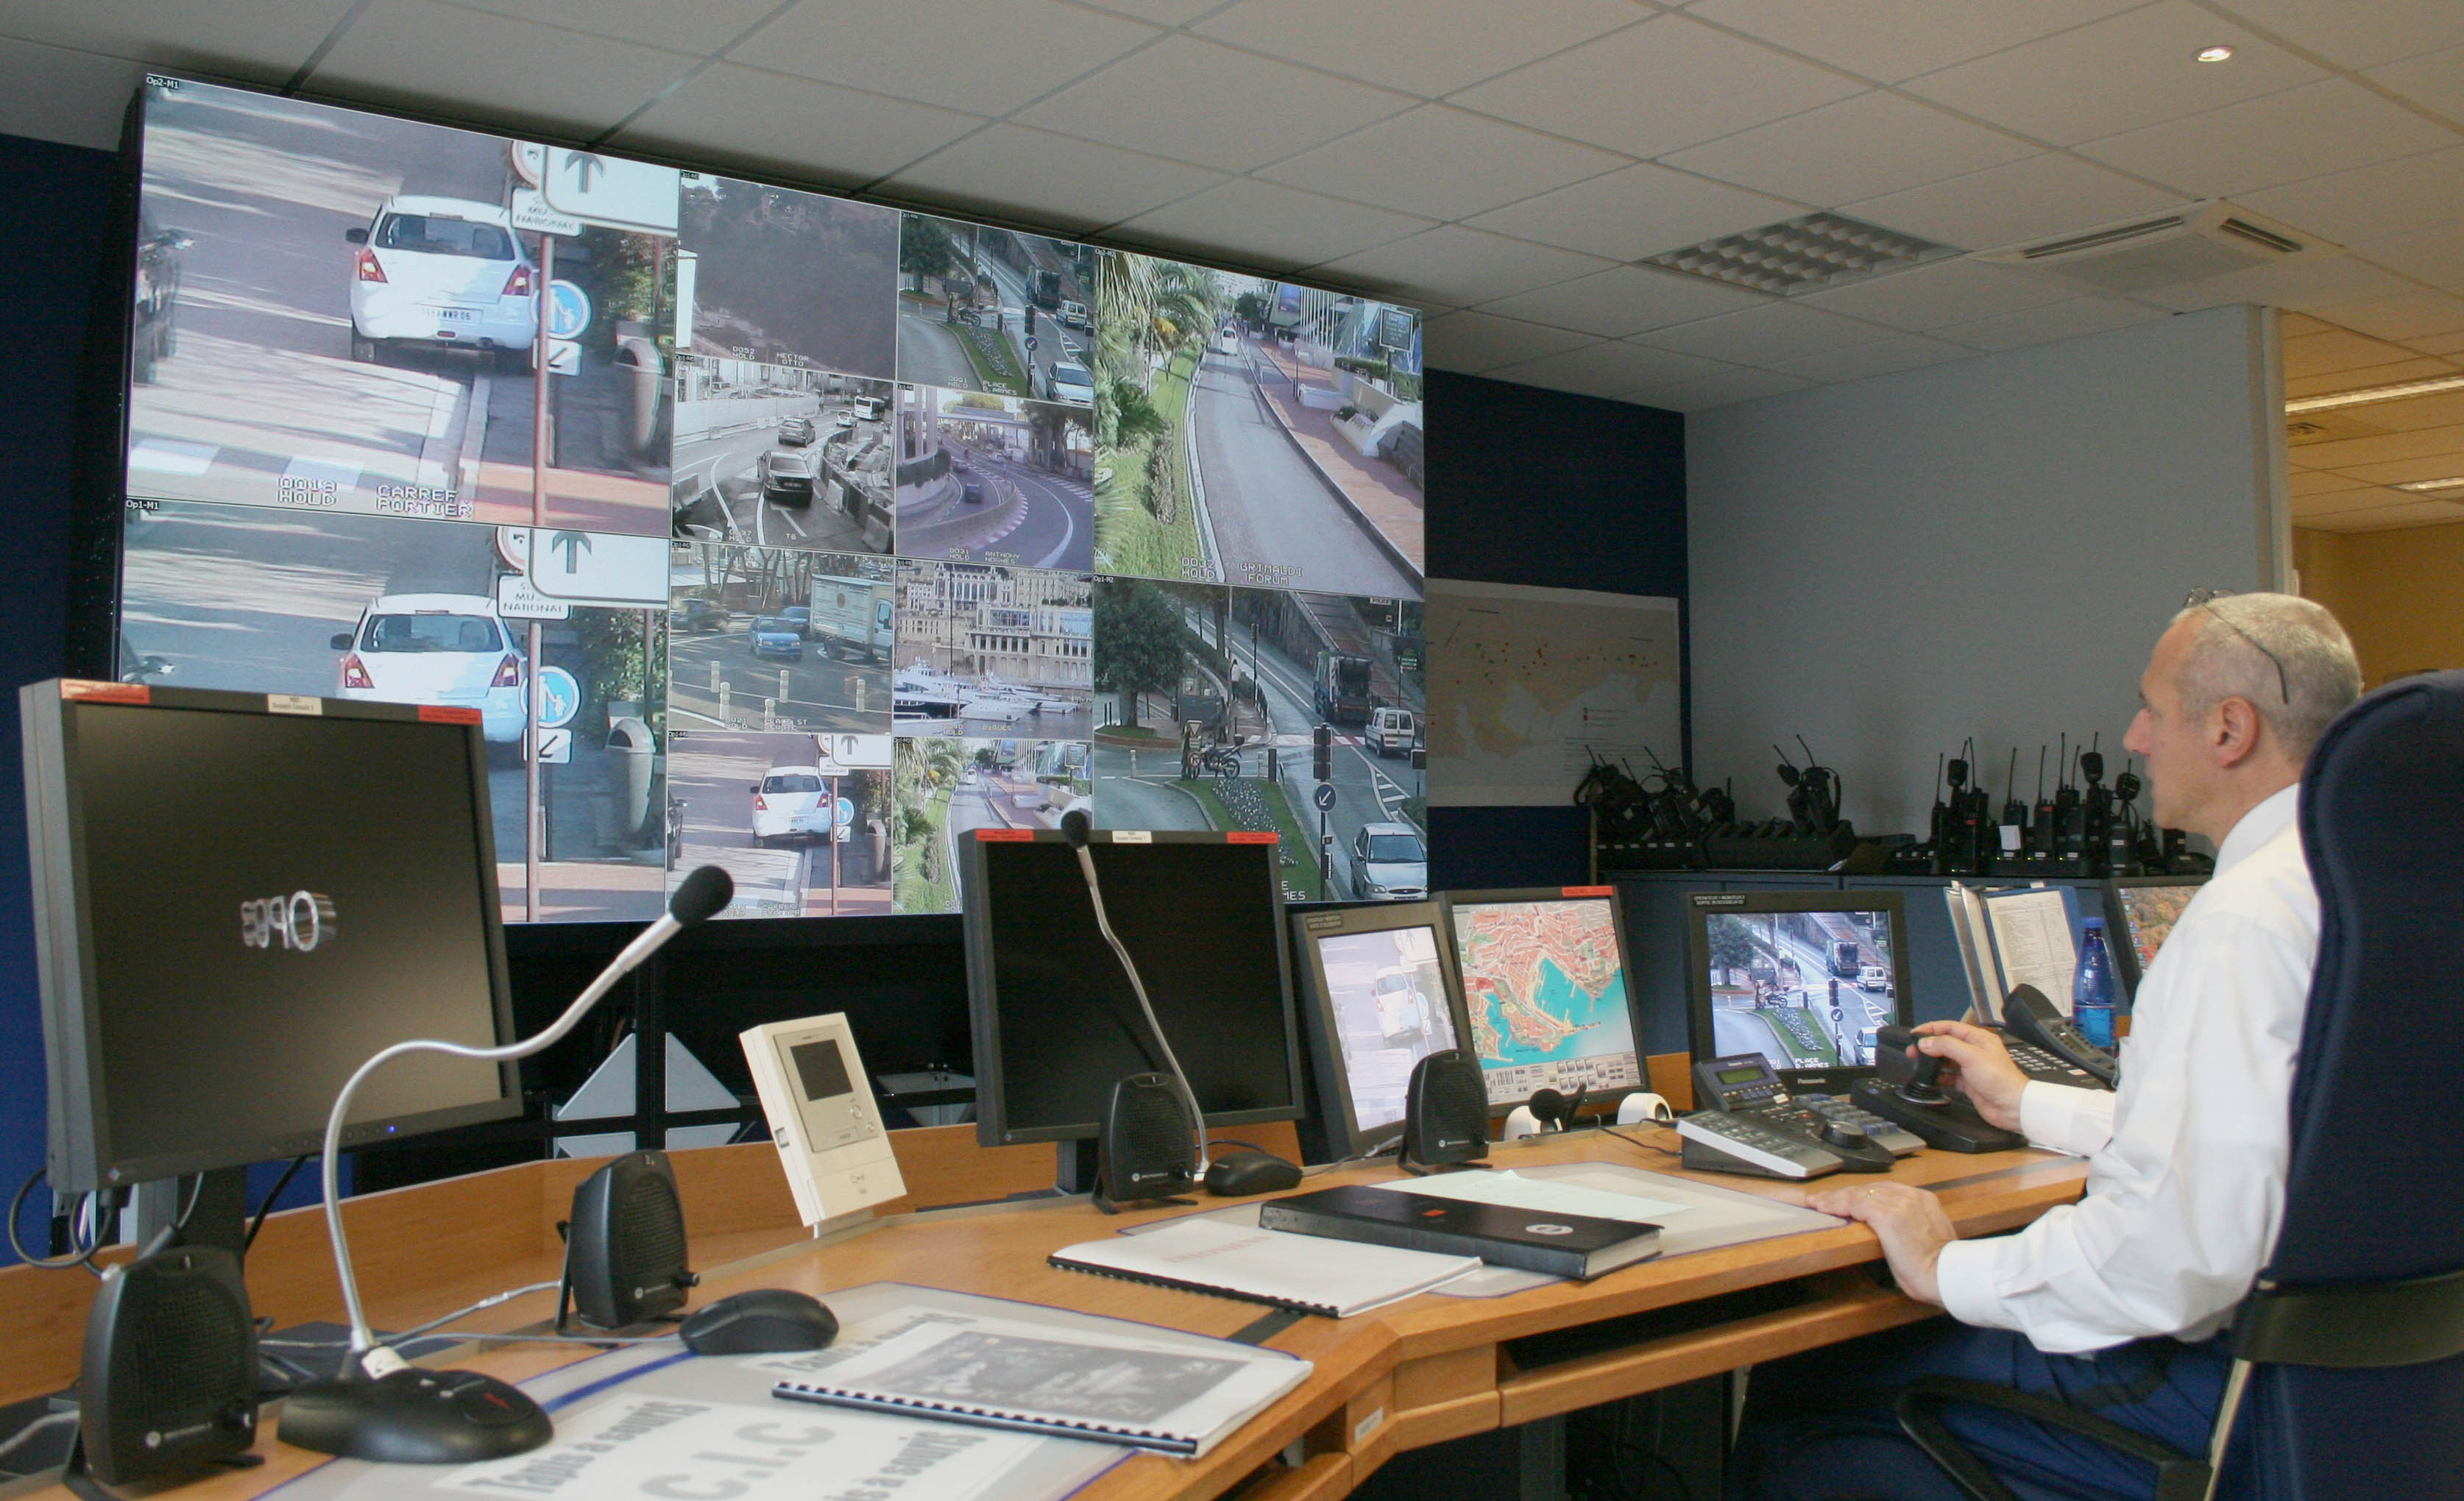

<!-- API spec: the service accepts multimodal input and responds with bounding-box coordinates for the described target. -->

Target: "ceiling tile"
[2287,469,2373,497]
[1447,14,1867,159]
[2284,421,2464,469]
[733,0,1157,116]
[2348,390,2464,432]
[1638,363,1814,411]
[879,124,1226,235]
[1015,35,1412,173]
[1840,153,2189,252]
[1685,0,2141,84]
[0,36,139,151]
[1634,300,1894,363]
[1478,264,1770,335]
[2279,312,2338,336]
[2214,0,2464,71]
[307,0,696,138]
[1421,311,1602,372]
[2300,499,2464,531]
[1484,339,1748,400]
[1660,91,2036,205]
[2348,224,2464,292]
[2238,147,2464,246]
[1111,177,1435,271]
[1464,163,1803,262]
[1899,1,2324,146]
[2078,80,2460,200]
[1075,0,1219,22]
[1925,294,2166,350]
[2415,330,2464,355]
[2328,453,2464,486]
[0,0,361,82]
[1311,224,1614,304]
[1796,258,2073,330]
[2282,328,2435,377]
[439,0,783,54]
[2285,358,2462,397]
[1194,0,1646,98]
[2305,291,2464,343]
[1256,105,1628,222]
[2290,487,2410,518]
[2368,44,2464,121]
[1771,333,1974,382]
[2133,249,2423,314]
[609,63,985,188]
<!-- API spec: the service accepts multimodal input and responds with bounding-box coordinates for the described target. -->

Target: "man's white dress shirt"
[1933,784,2317,1353]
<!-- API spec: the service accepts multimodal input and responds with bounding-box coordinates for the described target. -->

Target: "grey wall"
[1687,305,2282,837]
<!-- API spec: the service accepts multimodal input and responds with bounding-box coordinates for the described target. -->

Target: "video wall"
[114,76,1429,924]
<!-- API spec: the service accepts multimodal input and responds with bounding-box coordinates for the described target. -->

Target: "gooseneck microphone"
[1061,811,1208,1178]
[283,868,731,1461]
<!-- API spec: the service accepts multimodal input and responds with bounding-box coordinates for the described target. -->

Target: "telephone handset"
[2000,984,2120,1087]
[1851,1026,2027,1154]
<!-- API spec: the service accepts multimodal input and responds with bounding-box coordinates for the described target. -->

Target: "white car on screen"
[1044,361,1094,405]
[345,196,537,367]
[750,765,834,845]
[332,594,525,742]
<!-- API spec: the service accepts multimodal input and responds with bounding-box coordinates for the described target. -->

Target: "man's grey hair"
[2168,592,2362,759]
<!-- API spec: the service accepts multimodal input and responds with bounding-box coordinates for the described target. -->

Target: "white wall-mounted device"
[739,1013,905,1229]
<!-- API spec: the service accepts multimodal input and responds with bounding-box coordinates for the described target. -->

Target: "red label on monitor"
[60,681,147,704]
[974,828,1033,841]
[418,705,483,724]
[1562,885,1614,897]
[1226,831,1278,844]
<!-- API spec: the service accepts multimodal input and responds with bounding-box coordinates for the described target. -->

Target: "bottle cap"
[2081,916,2104,928]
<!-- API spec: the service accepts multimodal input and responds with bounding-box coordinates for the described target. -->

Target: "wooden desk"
[1,1099,2087,1501]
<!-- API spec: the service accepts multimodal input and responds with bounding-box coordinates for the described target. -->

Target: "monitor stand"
[129,1165,249,1261]
[1052,1140,1102,1197]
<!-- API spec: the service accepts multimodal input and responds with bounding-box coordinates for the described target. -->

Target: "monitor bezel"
[1440,884,1649,1112]
[1679,887,1914,1093]
[24,680,523,1193]
[2099,874,2206,998]
[962,828,1304,1147]
[1289,899,1472,1163]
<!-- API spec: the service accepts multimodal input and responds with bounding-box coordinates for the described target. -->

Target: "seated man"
[1735,593,2362,1501]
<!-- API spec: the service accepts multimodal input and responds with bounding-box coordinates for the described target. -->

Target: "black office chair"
[1894,670,2464,1501]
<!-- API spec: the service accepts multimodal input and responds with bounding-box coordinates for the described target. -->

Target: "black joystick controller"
[1877,1026,1949,1104]
[1852,1026,2025,1154]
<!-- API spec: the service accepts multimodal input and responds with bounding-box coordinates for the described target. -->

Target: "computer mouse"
[280,1367,552,1463]
[679,1288,838,1355]
[1203,1149,1303,1197]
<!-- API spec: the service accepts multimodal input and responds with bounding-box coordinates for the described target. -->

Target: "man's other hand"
[1909,1020,2028,1132]
[1807,1180,1956,1306]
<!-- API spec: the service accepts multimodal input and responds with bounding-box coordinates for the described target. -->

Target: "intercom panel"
[740,1013,905,1227]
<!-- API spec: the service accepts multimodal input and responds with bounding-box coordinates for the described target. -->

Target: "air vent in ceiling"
[1979,202,2318,293]
[1639,212,1958,297]
[2286,411,2391,447]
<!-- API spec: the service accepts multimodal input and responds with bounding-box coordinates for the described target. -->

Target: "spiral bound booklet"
[1050,1214,1482,1317]
[772,1314,1312,1458]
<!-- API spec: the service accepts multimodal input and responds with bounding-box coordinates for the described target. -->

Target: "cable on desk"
[1300,1140,1401,1178]
[244,1156,311,1255]
[7,1166,99,1273]
[260,1279,564,1350]
[1602,1123,1685,1160]
[0,1410,79,1467]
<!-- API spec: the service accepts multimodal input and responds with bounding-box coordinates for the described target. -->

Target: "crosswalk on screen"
[113,74,1428,924]
[1445,890,1643,1108]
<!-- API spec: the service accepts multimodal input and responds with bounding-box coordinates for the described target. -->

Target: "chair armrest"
[2233,1266,2464,1368]
[1894,1376,2212,1501]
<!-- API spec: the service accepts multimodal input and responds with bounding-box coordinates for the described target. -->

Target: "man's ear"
[2213,695,2265,769]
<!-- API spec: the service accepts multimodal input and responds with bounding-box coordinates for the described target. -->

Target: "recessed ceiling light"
[1639,211,1957,297]
[2195,44,2235,62]
[2396,477,2464,494]
[2285,373,2464,414]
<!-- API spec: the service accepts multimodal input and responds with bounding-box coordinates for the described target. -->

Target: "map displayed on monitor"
[2114,882,2199,982]
[1700,906,1895,1069]
[1314,925,1457,1135]
[1448,896,1640,1105]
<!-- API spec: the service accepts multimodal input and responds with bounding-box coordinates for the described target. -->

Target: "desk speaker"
[562,1151,696,1330]
[77,1242,259,1488]
[1401,1050,1490,1173]
[1097,1074,1197,1212]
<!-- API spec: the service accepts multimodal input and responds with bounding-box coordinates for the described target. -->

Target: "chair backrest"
[2232,669,2464,1501]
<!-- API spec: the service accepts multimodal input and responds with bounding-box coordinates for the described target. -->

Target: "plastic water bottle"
[2072,918,2118,1050]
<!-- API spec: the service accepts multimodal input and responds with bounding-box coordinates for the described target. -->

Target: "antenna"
[2005,748,2018,800]
[2036,745,2048,803]
[1796,734,1817,767]
[2057,733,2070,790]
[1772,742,1795,768]
[1933,750,1946,803]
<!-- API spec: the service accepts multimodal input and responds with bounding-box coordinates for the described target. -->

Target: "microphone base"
[279,1368,552,1464]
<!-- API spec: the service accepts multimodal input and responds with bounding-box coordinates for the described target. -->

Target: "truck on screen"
[1313,651,1373,726]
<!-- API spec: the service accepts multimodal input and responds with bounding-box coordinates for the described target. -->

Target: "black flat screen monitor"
[1442,886,1646,1110]
[961,829,1302,1146]
[2102,876,2204,998]
[1681,890,1914,1087]
[1291,901,1470,1162]
[22,681,519,1193]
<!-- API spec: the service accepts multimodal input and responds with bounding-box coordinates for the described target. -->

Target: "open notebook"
[1049,1214,1480,1319]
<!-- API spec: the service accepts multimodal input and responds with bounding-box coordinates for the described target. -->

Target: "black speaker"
[561,1151,696,1330]
[74,1242,260,1489]
[1401,1050,1491,1174]
[1096,1074,1197,1213]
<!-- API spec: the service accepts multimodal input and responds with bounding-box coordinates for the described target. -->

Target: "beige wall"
[2295,522,2464,688]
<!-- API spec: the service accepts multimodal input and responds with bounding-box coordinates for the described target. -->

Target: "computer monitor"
[960,830,1302,1152]
[2103,876,2204,998]
[22,681,520,1203]
[1681,890,1914,1087]
[1442,886,1646,1110]
[1290,901,1471,1163]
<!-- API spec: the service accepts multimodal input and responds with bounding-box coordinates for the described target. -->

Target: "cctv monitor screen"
[24,682,517,1192]
[1682,890,1914,1079]
[2106,876,2203,996]
[1292,903,1468,1160]
[1443,887,1644,1109]
[961,830,1301,1145]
